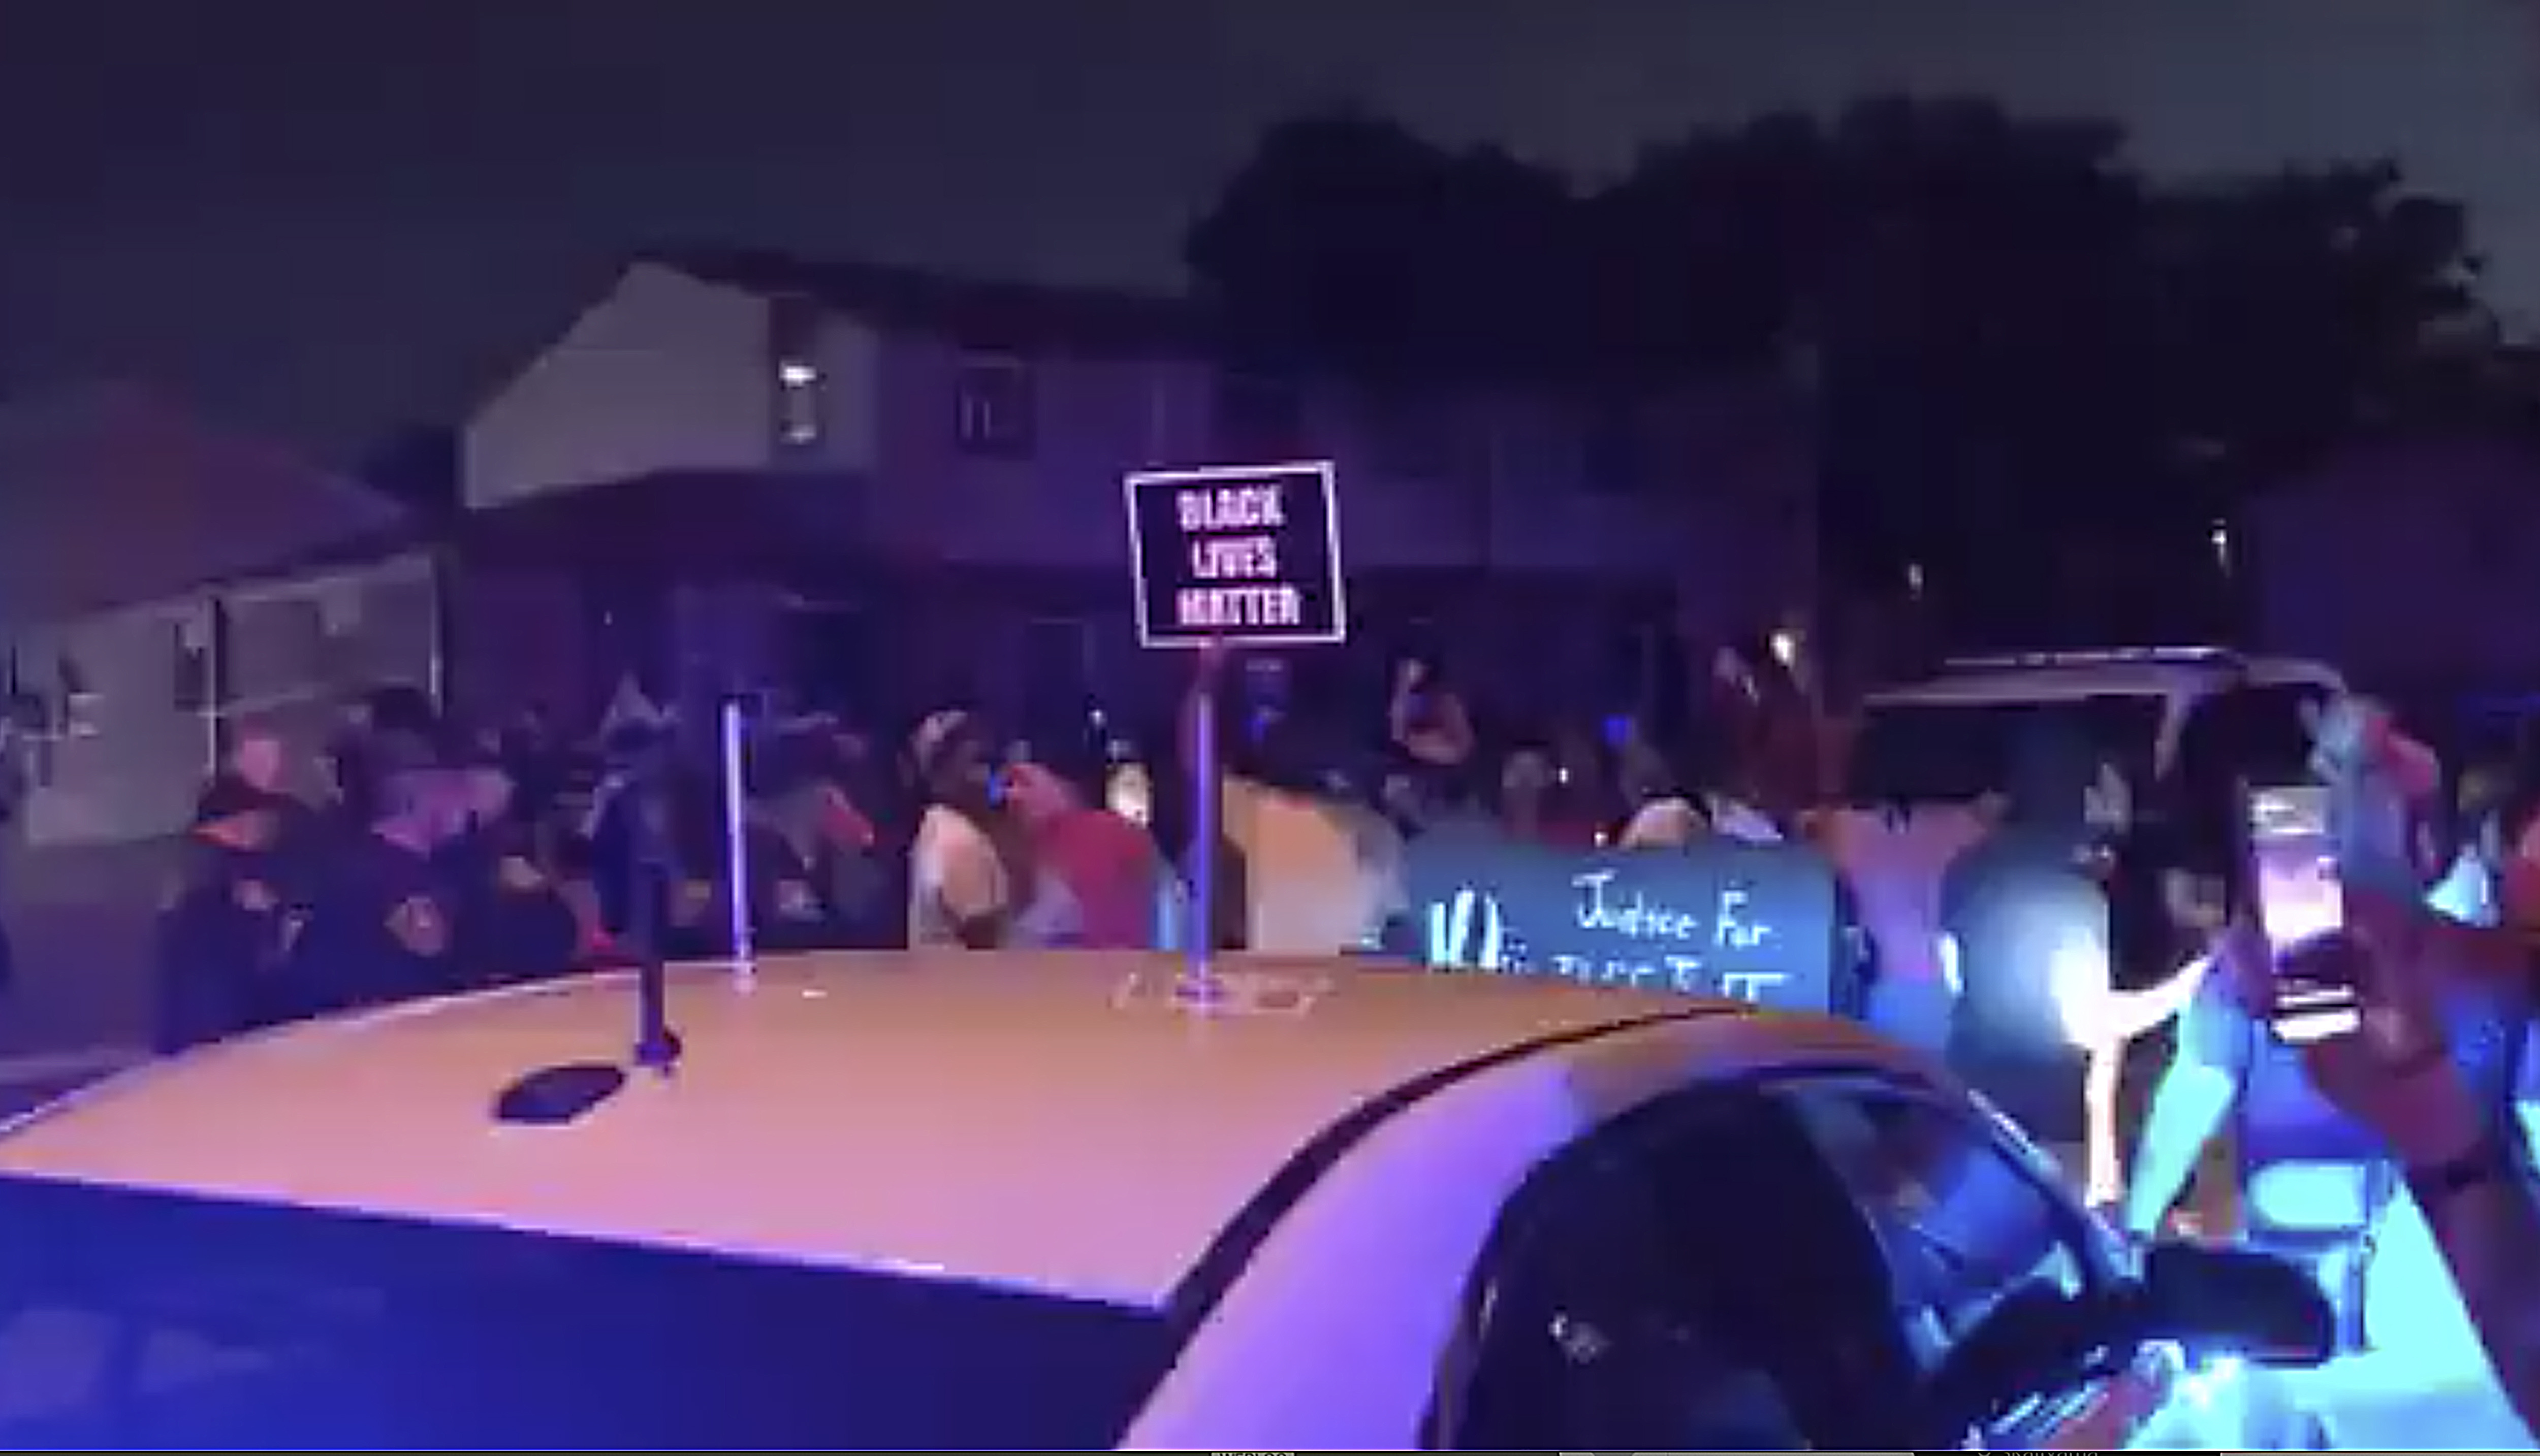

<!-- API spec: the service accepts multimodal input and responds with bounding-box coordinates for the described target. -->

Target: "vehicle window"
[1846,695,2164,808]
[0,1175,1171,1447]
[1444,1087,1919,1452]
[2180,682,2330,793]
[1778,1080,2112,1440]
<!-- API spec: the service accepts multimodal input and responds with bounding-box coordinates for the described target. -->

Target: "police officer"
[279,738,466,1018]
[153,779,293,1052]
[438,757,580,988]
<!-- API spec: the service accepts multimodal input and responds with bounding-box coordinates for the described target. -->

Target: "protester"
[1387,655,1476,784]
[2123,699,2527,1407]
[1005,755,1162,950]
[2265,893,2540,1445]
[907,710,1020,950]
[1819,802,1994,1058]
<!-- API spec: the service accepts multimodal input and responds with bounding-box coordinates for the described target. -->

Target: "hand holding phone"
[2244,783,2361,1043]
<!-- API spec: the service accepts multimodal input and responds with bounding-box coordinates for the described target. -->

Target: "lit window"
[769,296,824,451]
[954,354,1035,457]
[776,359,822,447]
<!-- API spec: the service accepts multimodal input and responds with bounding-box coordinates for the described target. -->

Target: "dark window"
[1212,372,1305,459]
[0,1177,1171,1447]
[1442,1086,1920,1451]
[2179,682,2331,795]
[1776,1078,2117,1446]
[953,354,1036,457]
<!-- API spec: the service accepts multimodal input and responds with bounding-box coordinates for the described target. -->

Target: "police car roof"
[1865,649,2343,707]
[0,953,1850,1310]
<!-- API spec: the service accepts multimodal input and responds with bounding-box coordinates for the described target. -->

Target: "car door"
[1772,1072,2176,1450]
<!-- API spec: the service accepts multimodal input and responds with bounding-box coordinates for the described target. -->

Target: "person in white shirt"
[906,710,1017,950]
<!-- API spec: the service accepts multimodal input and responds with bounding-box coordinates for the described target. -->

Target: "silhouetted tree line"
[1186,98,2517,641]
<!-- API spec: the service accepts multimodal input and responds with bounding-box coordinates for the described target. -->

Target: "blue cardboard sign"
[1403,827,1841,1014]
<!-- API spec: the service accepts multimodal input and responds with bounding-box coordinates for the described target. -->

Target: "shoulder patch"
[388,895,451,957]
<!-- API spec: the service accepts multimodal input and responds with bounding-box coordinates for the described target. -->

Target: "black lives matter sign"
[1125,461,1346,649]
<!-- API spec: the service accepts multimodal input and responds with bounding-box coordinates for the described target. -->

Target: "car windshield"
[1846,694,2165,807]
[0,1174,1172,1447]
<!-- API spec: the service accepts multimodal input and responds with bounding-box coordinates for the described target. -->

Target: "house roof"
[649,247,1219,359]
[0,382,413,626]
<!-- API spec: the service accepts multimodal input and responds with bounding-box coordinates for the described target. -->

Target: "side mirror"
[1916,1243,2333,1444]
[2132,1241,2335,1368]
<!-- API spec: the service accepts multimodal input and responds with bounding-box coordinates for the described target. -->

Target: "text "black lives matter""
[1176,483,1304,632]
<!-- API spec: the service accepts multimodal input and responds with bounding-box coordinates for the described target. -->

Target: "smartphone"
[2244,783,2360,1043]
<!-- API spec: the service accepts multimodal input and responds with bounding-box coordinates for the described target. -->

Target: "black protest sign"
[1402,827,1841,1014]
[1125,461,1346,649]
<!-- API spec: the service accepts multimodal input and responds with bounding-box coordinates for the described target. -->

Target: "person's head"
[192,778,279,852]
[1004,759,1084,828]
[911,709,994,809]
[1501,746,1554,812]
[229,732,285,793]
[1105,760,1154,827]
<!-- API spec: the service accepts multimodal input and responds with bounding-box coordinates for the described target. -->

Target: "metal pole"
[719,696,755,983]
[1185,643,1224,992]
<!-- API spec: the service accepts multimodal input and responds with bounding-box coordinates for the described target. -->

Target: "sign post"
[1125,460,1347,996]
[718,696,756,984]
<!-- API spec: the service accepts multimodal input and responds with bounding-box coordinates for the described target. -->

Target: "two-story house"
[451,251,1818,732]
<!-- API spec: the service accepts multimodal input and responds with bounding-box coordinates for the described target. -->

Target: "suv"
[1847,647,2345,811]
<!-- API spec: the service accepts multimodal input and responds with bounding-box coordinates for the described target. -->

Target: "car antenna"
[627,720,685,1075]
[490,714,682,1127]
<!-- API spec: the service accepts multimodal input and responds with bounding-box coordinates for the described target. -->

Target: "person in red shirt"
[1005,756,1166,950]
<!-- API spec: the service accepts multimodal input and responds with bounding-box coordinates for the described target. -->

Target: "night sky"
[4,0,2536,463]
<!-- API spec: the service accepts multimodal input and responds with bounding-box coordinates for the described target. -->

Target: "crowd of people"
[128,637,1833,1054]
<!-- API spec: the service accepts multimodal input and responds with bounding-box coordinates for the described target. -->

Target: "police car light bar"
[1941,646,2246,673]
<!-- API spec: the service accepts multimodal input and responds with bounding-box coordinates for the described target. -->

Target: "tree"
[1184,109,1578,384]
[1189,100,2493,643]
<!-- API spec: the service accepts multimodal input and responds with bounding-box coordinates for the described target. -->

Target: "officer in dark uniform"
[438,759,581,988]
[153,779,294,1052]
[279,738,465,1018]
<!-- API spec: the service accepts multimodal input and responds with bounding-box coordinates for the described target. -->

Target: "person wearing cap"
[278,737,470,1018]
[153,778,295,1052]
[908,709,1021,950]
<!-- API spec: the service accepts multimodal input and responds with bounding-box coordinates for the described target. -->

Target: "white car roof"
[0,952,1901,1310]
[1864,652,2343,708]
